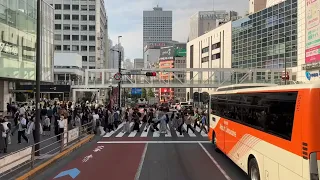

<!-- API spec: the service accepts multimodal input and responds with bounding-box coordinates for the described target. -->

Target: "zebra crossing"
[103,122,208,138]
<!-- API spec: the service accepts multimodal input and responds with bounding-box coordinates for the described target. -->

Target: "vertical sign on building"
[305,0,320,63]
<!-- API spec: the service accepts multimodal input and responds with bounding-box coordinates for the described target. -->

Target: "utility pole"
[118,51,121,108]
[35,0,42,156]
[118,36,122,108]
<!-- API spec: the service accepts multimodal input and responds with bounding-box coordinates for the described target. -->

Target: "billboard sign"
[174,44,186,57]
[131,88,142,95]
[159,46,174,60]
[305,0,320,63]
[144,42,172,52]
[199,11,228,20]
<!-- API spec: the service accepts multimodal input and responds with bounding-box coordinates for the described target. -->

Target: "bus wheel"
[212,132,219,152]
[248,158,260,180]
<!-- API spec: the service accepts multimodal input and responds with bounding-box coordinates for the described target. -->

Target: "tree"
[141,88,147,99]
[147,88,155,98]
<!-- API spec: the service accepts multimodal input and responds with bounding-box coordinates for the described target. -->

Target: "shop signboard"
[305,0,320,63]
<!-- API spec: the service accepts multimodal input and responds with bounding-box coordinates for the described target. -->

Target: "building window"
[72,35,79,41]
[81,15,87,21]
[212,53,221,60]
[54,34,61,40]
[81,25,87,31]
[89,36,95,41]
[63,4,70,10]
[201,56,209,63]
[72,45,79,51]
[72,15,79,20]
[72,24,79,30]
[63,35,70,40]
[89,15,95,21]
[72,5,79,10]
[89,56,95,62]
[212,42,221,49]
[81,35,87,41]
[55,24,61,30]
[55,14,61,20]
[82,56,88,61]
[81,5,87,11]
[89,25,95,31]
[63,45,71,51]
[64,14,70,20]
[89,5,95,11]
[54,4,62,10]
[63,24,70,30]
[81,46,87,51]
[89,46,95,51]
[55,45,61,50]
[89,66,95,69]
[201,47,209,53]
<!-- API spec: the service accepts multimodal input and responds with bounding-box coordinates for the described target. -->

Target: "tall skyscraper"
[48,0,108,69]
[143,6,172,49]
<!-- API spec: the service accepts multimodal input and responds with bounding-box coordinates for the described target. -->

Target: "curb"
[15,134,95,180]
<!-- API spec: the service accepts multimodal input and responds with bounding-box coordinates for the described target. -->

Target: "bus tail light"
[310,152,319,180]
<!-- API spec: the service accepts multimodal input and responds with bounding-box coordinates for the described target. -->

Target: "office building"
[134,58,144,68]
[249,0,267,14]
[232,0,298,81]
[189,10,230,41]
[267,0,285,7]
[187,22,232,100]
[143,6,172,49]
[144,42,174,68]
[109,44,124,69]
[0,0,54,112]
[48,0,107,70]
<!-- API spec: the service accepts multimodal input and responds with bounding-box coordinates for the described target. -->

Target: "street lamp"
[110,35,122,108]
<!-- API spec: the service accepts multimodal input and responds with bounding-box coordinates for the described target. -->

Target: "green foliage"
[147,88,155,98]
[141,88,147,98]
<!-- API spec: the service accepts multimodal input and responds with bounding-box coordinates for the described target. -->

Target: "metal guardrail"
[0,122,94,179]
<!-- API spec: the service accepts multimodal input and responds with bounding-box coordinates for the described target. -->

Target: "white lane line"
[141,124,150,137]
[134,143,148,180]
[183,124,196,137]
[97,141,211,144]
[165,124,172,137]
[198,142,232,180]
[153,129,160,137]
[129,123,143,137]
[195,126,208,137]
[103,122,124,137]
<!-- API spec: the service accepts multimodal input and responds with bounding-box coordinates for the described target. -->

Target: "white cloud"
[106,0,248,59]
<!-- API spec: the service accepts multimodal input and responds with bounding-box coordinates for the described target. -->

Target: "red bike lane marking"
[51,143,146,180]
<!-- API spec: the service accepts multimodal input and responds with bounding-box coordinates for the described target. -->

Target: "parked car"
[159,102,169,112]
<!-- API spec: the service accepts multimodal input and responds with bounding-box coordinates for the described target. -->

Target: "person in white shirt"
[19,105,25,116]
[92,112,99,133]
[18,115,29,144]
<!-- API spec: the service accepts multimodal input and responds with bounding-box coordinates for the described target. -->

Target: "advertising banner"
[68,127,80,143]
[159,46,175,60]
[305,0,320,63]
[131,88,142,95]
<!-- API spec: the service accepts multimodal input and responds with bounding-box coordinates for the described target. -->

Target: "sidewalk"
[0,118,60,158]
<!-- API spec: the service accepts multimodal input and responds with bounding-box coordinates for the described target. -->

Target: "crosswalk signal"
[146,72,156,76]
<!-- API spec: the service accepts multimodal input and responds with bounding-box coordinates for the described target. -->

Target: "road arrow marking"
[54,168,80,179]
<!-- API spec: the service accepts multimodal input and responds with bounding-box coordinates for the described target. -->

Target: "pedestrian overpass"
[71,68,290,89]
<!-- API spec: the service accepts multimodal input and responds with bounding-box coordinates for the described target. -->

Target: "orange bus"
[208,83,320,180]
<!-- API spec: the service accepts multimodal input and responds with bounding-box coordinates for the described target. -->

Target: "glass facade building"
[0,0,53,82]
[231,0,297,80]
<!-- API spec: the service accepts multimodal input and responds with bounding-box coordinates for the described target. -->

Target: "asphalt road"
[33,136,248,180]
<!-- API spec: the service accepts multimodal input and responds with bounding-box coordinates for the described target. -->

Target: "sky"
[105,0,248,60]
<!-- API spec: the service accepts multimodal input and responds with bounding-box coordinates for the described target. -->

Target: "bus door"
[213,94,227,152]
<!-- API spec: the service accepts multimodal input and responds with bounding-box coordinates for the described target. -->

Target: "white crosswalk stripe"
[102,123,208,138]
[103,123,124,137]
[183,124,197,137]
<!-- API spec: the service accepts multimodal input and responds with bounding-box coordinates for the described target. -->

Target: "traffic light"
[193,92,199,100]
[146,72,157,76]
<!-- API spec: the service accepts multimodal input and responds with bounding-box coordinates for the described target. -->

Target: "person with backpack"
[17,114,29,144]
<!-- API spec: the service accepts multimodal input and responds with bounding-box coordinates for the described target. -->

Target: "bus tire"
[248,157,260,180]
[212,132,219,152]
